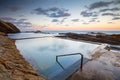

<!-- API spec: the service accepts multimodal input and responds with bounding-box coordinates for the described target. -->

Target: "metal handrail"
[56,53,83,71]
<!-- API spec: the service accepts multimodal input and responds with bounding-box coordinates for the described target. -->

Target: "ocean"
[42,30,120,34]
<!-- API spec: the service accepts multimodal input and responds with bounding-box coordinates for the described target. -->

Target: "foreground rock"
[67,49,120,80]
[0,32,45,80]
[0,20,20,33]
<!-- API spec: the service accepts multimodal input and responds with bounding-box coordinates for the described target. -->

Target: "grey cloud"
[100,8,120,12]
[92,14,98,17]
[60,18,67,24]
[49,7,59,11]
[39,25,48,28]
[49,11,70,18]
[71,19,79,22]
[13,21,32,27]
[89,18,98,22]
[0,17,32,27]
[89,1,113,10]
[52,18,67,24]
[112,17,120,20]
[33,8,48,15]
[89,19,96,22]
[92,18,97,20]
[18,19,28,22]
[33,7,70,18]
[108,22,113,24]
[18,15,25,17]
[80,11,93,17]
[80,11,98,17]
[102,13,120,16]
[0,17,16,22]
[52,19,59,22]
[114,0,120,4]
[8,6,22,12]
[82,22,89,25]
[64,24,69,26]
[97,20,100,22]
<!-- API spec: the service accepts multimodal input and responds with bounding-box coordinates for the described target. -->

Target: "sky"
[0,0,120,31]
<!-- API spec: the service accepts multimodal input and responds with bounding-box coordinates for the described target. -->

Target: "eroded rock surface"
[67,49,120,80]
[0,32,45,80]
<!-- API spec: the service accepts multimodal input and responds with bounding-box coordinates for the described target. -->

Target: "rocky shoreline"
[56,33,120,80]
[0,32,45,80]
[0,19,45,80]
[67,48,120,80]
[57,32,120,50]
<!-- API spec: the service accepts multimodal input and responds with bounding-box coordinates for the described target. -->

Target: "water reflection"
[15,37,99,80]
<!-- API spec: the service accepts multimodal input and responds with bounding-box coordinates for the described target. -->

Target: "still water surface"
[9,33,99,80]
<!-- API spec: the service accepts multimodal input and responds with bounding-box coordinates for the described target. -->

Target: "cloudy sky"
[0,0,120,31]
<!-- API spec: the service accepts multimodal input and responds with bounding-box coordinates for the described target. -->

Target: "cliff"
[0,20,20,33]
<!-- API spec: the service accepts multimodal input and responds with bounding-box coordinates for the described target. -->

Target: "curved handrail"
[56,53,83,71]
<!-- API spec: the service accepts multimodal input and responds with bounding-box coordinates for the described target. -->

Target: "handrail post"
[80,54,83,71]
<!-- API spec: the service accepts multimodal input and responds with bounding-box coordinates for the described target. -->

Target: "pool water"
[15,36,99,80]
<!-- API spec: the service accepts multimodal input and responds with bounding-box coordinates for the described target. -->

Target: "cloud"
[80,11,93,17]
[49,12,70,18]
[102,13,120,16]
[49,7,60,11]
[112,17,120,20]
[89,19,96,22]
[18,19,28,22]
[8,6,22,12]
[89,18,98,22]
[71,19,79,22]
[0,17,32,27]
[89,1,113,10]
[97,20,100,22]
[52,19,59,22]
[33,7,70,18]
[60,18,67,24]
[114,0,120,4]
[52,18,67,24]
[18,15,25,17]
[32,7,48,15]
[13,21,32,27]
[108,22,113,24]
[82,22,89,25]
[0,17,16,22]
[39,25,48,28]
[100,8,120,12]
[80,11,98,17]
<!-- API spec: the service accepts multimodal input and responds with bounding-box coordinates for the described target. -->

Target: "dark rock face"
[0,20,20,33]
